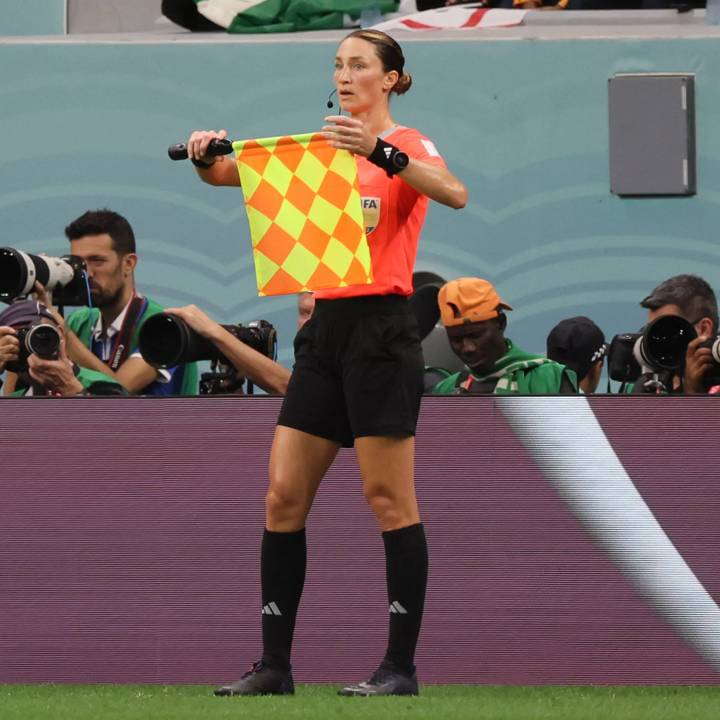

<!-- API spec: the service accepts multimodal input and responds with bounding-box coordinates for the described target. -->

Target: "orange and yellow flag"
[233,132,373,296]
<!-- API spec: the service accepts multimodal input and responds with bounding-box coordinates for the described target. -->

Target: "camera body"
[199,321,278,395]
[0,247,90,307]
[225,320,278,363]
[6,322,62,373]
[607,314,698,392]
[607,332,642,385]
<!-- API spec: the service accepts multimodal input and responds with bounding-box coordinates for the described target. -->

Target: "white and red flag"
[373,7,527,32]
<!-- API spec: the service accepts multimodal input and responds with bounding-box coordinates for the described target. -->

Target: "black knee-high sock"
[382,523,428,675]
[260,528,306,671]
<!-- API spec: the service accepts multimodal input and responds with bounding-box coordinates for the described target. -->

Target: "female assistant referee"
[184,29,467,697]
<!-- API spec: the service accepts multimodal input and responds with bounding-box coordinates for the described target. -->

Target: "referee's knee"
[364,486,412,529]
[265,487,308,528]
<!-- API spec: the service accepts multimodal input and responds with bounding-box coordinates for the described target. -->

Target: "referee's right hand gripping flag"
[233,133,373,297]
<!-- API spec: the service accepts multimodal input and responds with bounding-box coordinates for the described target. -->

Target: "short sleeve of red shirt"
[315,126,446,300]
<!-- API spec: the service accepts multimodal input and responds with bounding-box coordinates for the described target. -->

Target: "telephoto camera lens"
[0,248,43,301]
[0,247,89,306]
[636,315,696,373]
[139,313,277,368]
[138,314,217,368]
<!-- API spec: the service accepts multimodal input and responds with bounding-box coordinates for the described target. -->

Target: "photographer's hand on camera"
[164,304,224,341]
[683,335,714,394]
[27,334,84,396]
[165,305,291,395]
[32,281,65,330]
[0,326,19,373]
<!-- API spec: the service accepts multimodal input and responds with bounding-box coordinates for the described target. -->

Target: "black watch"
[391,150,409,173]
[368,139,410,177]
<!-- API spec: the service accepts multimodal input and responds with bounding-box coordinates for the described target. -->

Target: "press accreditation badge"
[362,196,381,235]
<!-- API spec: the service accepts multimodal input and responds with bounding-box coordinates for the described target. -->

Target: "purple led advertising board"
[1,396,719,684]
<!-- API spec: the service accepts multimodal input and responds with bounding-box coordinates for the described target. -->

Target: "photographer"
[162,305,291,395]
[3,210,197,396]
[59,209,197,395]
[0,300,123,397]
[638,274,718,394]
[8,209,197,395]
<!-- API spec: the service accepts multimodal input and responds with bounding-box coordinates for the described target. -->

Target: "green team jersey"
[66,296,198,396]
[432,339,577,395]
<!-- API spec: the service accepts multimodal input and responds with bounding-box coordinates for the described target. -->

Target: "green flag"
[196,0,399,33]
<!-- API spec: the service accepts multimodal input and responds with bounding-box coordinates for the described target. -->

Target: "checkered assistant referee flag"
[233,132,372,296]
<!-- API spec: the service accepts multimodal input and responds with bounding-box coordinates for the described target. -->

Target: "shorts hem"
[353,427,417,440]
[276,420,348,446]
[277,420,416,446]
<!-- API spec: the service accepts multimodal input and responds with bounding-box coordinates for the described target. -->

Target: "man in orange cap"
[431,277,577,395]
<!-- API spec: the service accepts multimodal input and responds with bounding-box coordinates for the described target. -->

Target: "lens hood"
[636,314,697,373]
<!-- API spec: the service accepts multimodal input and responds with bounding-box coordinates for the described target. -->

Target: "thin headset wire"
[83,270,93,307]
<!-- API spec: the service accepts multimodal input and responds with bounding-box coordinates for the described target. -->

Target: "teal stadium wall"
[1,35,719,368]
[3,1,64,36]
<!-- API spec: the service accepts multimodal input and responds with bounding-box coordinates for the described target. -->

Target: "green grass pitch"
[2,684,719,720]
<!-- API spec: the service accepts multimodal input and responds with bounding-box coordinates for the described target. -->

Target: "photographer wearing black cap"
[547,317,607,394]
[639,274,718,394]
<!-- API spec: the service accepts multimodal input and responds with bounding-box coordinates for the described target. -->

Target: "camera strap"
[106,295,148,371]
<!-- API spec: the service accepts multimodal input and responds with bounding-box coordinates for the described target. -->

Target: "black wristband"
[191,156,215,169]
[367,138,409,177]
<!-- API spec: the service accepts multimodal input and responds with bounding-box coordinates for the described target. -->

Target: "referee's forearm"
[399,161,468,209]
[194,158,241,187]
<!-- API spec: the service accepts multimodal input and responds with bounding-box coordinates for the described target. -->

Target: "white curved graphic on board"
[498,395,720,672]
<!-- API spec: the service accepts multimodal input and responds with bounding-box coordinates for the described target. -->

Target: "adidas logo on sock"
[389,601,408,614]
[262,602,282,616]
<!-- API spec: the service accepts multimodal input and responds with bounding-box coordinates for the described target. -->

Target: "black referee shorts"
[277,294,425,448]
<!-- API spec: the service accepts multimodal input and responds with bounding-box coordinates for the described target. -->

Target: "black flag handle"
[168,138,234,161]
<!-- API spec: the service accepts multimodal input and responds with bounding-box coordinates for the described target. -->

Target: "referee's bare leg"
[357,436,419,531]
[265,426,340,530]
[338,435,427,696]
[214,426,340,696]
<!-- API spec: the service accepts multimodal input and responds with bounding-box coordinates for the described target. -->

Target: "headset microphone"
[326,89,337,108]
